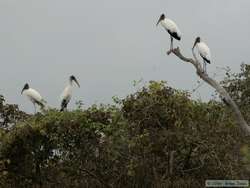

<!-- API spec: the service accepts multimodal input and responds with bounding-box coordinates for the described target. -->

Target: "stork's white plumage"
[156,13,181,51]
[21,83,46,113]
[193,37,211,73]
[60,75,80,111]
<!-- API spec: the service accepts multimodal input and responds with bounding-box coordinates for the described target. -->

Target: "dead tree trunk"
[166,47,250,136]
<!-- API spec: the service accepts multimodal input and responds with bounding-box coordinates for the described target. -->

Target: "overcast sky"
[0,0,249,113]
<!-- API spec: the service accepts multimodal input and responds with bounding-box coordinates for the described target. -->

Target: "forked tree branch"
[167,47,250,136]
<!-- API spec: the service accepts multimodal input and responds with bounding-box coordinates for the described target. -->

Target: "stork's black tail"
[36,99,46,110]
[204,57,211,64]
[60,99,68,112]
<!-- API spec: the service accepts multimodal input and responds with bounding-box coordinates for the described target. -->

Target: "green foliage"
[221,64,250,122]
[0,95,29,130]
[0,68,250,187]
[0,107,129,188]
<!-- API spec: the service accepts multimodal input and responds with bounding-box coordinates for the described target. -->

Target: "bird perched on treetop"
[60,75,80,111]
[21,83,46,113]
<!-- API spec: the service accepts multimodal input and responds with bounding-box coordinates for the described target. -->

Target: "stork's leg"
[205,61,207,73]
[33,103,36,114]
[202,60,204,73]
[171,36,173,50]
[169,35,172,51]
[203,60,207,74]
[167,36,174,55]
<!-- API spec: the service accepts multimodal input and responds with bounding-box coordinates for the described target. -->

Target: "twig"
[80,168,111,188]
[182,158,204,173]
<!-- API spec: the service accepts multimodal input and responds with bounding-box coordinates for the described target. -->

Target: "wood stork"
[60,75,80,111]
[21,83,46,113]
[192,37,211,73]
[156,13,181,51]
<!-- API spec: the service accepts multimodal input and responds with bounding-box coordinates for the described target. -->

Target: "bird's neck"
[67,81,73,87]
[160,18,167,26]
[162,18,167,22]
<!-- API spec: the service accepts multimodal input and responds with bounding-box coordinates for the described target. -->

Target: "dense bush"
[221,64,250,122]
[0,66,250,187]
[121,81,249,186]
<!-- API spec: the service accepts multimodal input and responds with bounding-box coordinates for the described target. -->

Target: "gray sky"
[0,0,250,113]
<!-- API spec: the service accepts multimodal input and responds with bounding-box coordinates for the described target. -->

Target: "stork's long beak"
[21,88,25,94]
[156,17,161,26]
[192,41,197,50]
[73,78,80,88]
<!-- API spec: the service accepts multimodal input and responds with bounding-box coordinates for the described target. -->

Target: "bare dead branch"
[182,158,205,173]
[169,150,176,175]
[167,47,250,136]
